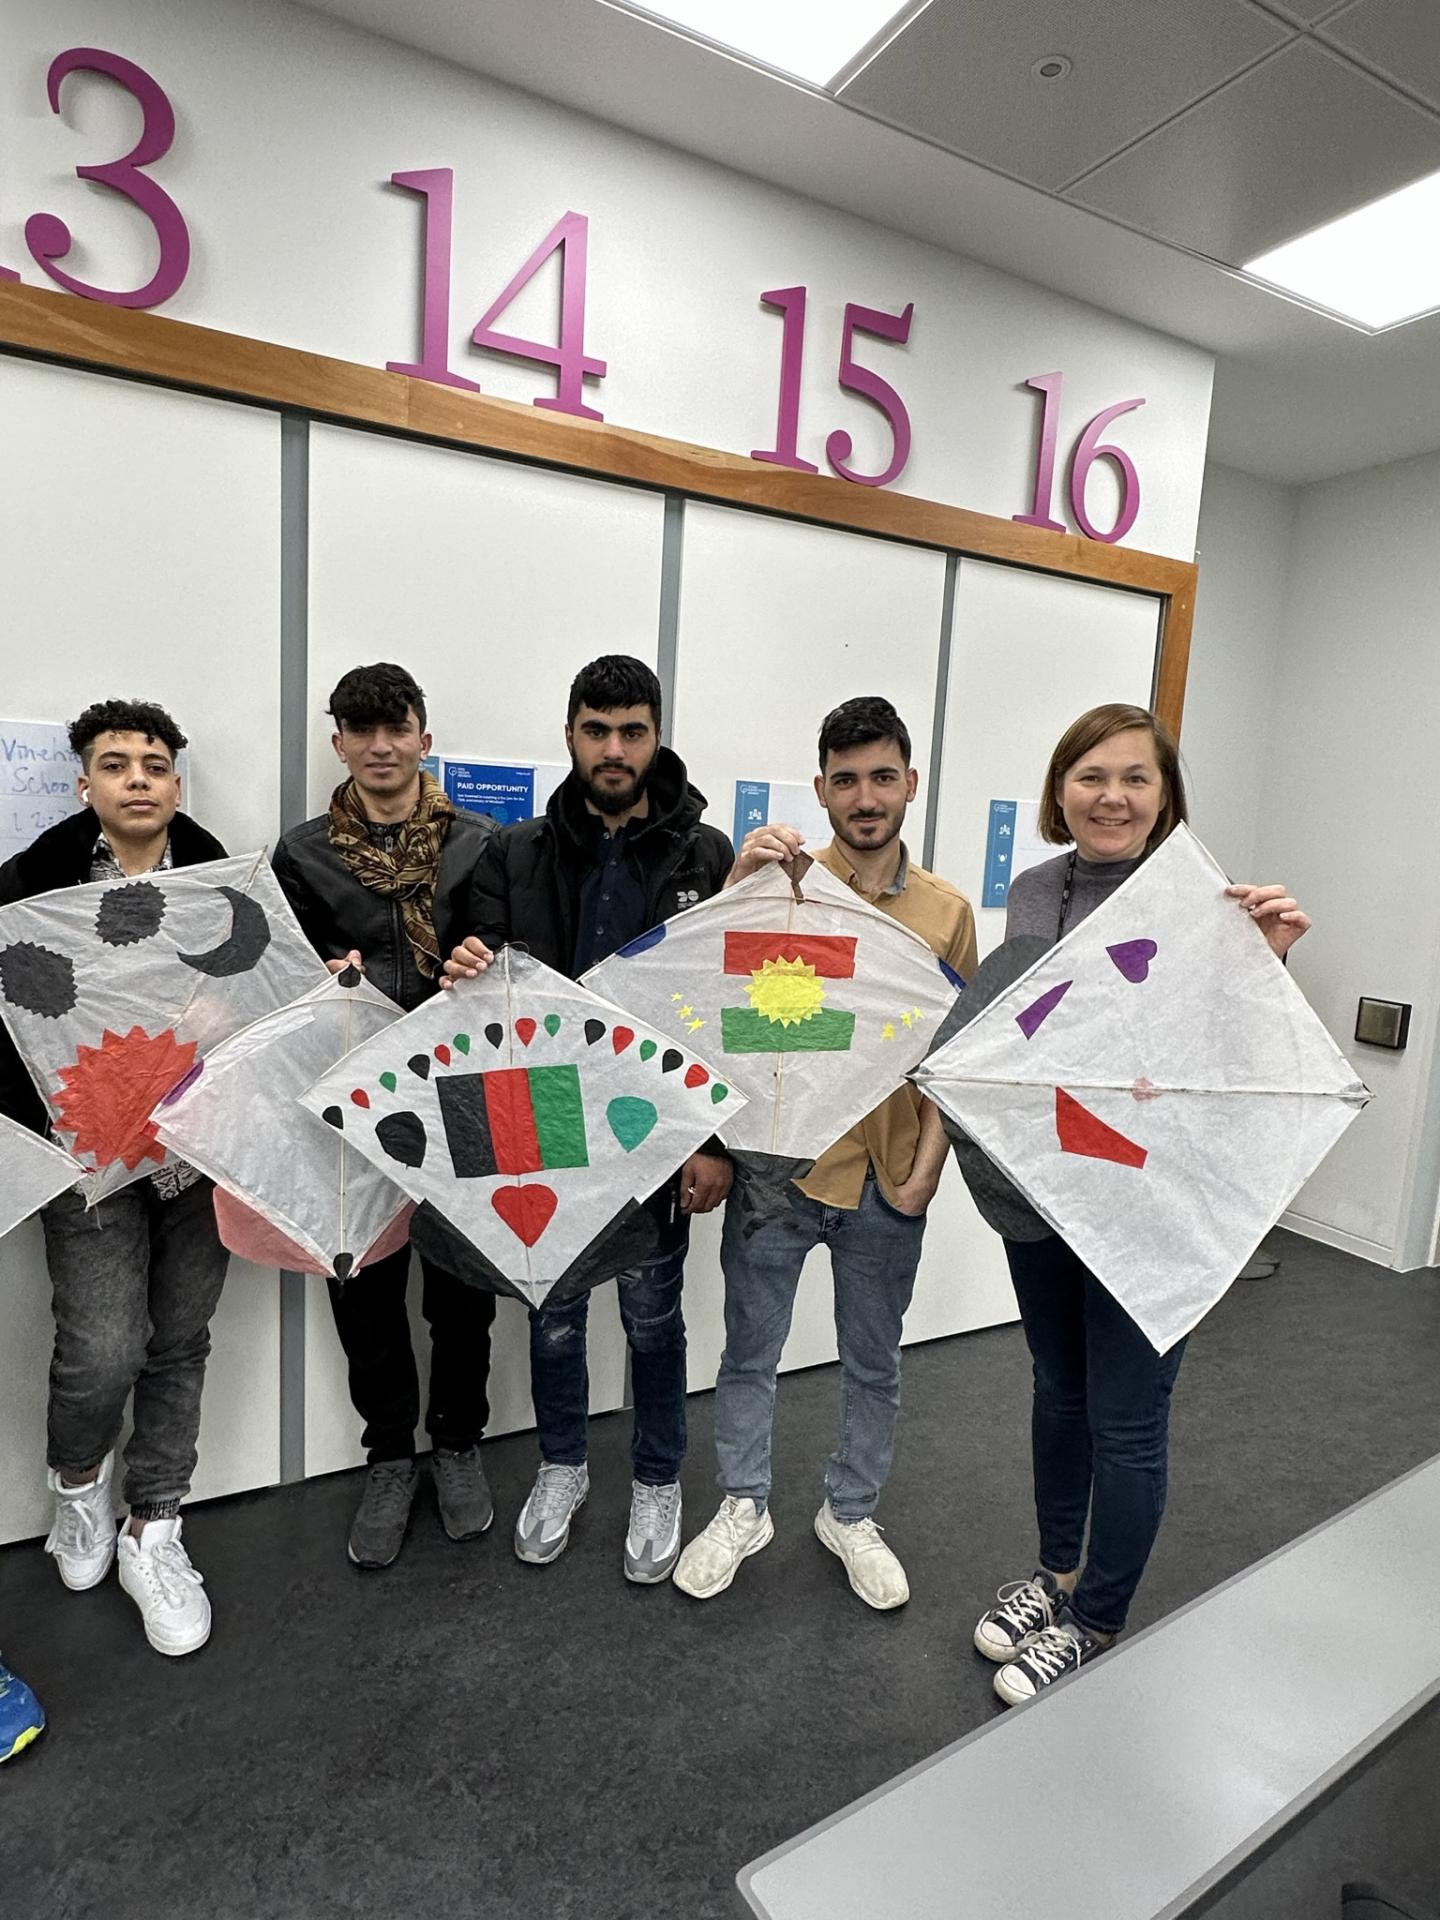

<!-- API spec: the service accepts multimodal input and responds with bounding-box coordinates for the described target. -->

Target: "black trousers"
[326,1245,496,1463]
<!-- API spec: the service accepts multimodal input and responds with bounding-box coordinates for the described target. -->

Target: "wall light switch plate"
[1354,998,1410,1050]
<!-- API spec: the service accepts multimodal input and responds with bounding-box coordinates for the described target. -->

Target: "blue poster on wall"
[443,760,536,824]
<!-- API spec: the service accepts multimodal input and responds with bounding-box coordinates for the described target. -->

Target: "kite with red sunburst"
[54,1026,198,1172]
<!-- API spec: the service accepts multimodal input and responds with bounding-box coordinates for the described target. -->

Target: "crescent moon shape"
[175,886,273,978]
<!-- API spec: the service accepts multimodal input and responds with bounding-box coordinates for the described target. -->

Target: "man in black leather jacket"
[445,654,732,1585]
[272,662,497,1571]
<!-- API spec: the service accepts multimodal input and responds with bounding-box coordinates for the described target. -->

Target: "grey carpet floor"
[1,1230,1437,1920]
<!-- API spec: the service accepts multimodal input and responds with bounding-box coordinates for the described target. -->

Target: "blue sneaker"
[0,1657,45,1762]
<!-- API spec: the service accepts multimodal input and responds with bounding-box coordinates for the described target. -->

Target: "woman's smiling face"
[1058,727,1165,864]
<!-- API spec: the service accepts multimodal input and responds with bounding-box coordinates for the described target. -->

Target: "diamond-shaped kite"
[912,826,1370,1352]
[151,969,413,1281]
[297,948,748,1308]
[0,854,329,1203]
[583,859,961,1166]
[0,1111,82,1238]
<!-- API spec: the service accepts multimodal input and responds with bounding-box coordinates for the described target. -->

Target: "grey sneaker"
[624,1480,682,1584]
[514,1462,589,1565]
[432,1446,494,1542]
[347,1459,419,1569]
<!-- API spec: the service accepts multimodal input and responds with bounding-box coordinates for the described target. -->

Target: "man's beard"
[573,750,654,818]
[832,808,902,853]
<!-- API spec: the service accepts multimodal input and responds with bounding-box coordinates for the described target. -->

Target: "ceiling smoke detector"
[1032,55,1072,80]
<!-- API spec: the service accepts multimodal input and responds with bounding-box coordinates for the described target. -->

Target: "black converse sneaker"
[994,1605,1107,1706]
[972,1569,1064,1662]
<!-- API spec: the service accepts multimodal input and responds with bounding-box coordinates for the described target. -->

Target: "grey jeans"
[42,1176,229,1518]
[714,1172,927,1522]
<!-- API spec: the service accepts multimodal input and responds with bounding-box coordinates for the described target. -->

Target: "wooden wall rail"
[0,280,1197,732]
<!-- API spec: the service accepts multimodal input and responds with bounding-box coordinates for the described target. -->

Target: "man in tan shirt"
[674,697,976,1611]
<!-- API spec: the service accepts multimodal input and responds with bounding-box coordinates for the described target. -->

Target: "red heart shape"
[684,1064,708,1089]
[612,1027,634,1054]
[515,1018,537,1047]
[434,1043,452,1066]
[491,1183,557,1247]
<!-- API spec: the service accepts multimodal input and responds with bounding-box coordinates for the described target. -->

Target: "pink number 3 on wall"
[25,47,191,309]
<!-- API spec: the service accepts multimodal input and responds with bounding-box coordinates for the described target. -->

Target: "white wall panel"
[0,359,283,1541]
[302,428,665,1470]
[913,561,1164,1346]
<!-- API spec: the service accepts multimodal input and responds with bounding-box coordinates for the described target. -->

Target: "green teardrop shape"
[711,1084,728,1104]
[379,1071,397,1093]
[639,1039,657,1062]
[544,1014,562,1037]
[453,1033,471,1054]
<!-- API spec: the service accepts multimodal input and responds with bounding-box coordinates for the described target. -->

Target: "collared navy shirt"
[572,814,650,976]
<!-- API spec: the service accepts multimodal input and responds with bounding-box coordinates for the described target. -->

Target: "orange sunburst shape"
[54,1026,198,1171]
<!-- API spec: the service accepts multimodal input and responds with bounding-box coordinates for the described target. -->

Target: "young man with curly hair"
[273,663,499,1570]
[0,699,229,1657]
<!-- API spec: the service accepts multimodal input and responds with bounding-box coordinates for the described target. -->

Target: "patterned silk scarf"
[327,772,456,978]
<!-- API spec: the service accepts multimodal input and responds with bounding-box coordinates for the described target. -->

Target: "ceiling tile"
[839,0,1291,191]
[1320,0,1440,113]
[1068,37,1440,263]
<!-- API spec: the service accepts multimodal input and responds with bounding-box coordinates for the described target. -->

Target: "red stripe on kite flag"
[485,1067,543,1174]
[723,933,857,978]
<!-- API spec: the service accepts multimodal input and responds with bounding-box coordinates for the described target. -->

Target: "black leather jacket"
[271,799,496,1012]
[0,808,226,1132]
[464,748,732,971]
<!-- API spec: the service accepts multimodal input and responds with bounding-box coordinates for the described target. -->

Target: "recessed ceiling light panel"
[1243,167,1440,331]
[598,0,929,89]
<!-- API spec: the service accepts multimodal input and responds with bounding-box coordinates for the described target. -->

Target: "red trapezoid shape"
[1055,1088,1148,1170]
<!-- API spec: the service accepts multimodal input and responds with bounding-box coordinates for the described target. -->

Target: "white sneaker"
[814,1501,910,1610]
[44,1454,117,1591]
[672,1496,774,1600]
[116,1517,212,1657]
[624,1480,682,1584]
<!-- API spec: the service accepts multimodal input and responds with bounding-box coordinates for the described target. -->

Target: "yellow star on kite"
[881,1022,897,1042]
[686,1017,705,1033]
[911,1007,925,1023]
[901,1011,914,1028]
[671,992,684,1002]
[679,1004,694,1020]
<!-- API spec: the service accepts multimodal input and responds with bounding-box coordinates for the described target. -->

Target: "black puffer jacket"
[464,747,731,969]
[0,807,226,1132]
[272,800,495,1012]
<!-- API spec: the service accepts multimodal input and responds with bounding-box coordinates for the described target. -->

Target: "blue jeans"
[714,1173,926,1522]
[1006,1234,1188,1636]
[528,1232,689,1485]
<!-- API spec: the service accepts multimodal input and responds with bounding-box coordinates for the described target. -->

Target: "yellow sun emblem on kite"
[745,956,828,1028]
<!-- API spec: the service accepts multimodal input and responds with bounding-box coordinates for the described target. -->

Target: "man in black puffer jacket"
[445,655,732,1586]
[273,662,497,1573]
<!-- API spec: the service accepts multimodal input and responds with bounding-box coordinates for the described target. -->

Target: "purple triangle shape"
[1016,978,1073,1039]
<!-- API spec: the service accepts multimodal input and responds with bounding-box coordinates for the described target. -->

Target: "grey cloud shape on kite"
[0,942,77,1018]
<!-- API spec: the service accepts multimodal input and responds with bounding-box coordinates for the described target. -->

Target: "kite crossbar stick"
[912,1071,1371,1102]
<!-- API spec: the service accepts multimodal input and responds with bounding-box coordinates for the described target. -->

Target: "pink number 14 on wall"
[386,168,606,420]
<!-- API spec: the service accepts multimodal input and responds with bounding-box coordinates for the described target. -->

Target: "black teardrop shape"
[337,964,362,988]
[333,1252,355,1281]
[661,1049,683,1073]
[321,1106,344,1130]
[485,1022,504,1048]
[407,1053,432,1080]
[376,1110,427,1169]
[584,1018,606,1046]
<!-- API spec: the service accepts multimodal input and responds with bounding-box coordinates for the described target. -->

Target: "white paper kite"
[0,1112,82,1238]
[151,968,413,1281]
[912,826,1370,1352]
[297,947,749,1308]
[0,854,329,1203]
[583,860,962,1164]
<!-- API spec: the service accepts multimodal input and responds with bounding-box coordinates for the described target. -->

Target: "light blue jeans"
[714,1172,926,1522]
